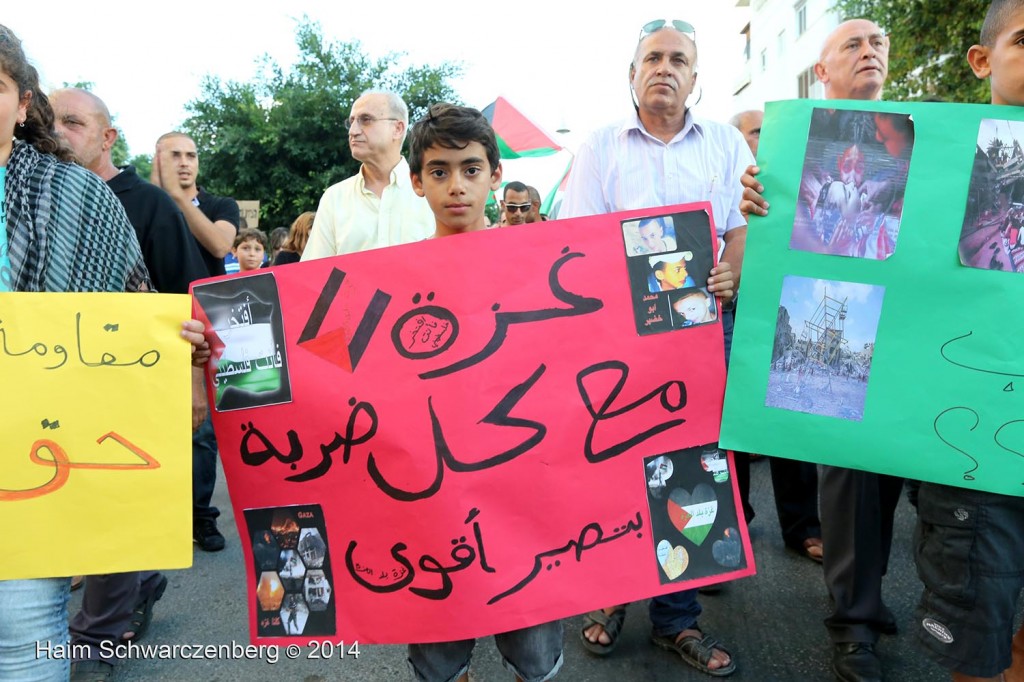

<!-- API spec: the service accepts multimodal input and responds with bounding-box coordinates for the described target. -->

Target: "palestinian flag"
[483,97,562,159]
[542,157,573,215]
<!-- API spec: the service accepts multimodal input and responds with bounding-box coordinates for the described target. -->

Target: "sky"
[778,276,885,350]
[4,1,749,162]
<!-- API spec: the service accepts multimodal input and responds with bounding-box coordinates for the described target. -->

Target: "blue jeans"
[408,621,563,682]
[650,588,702,637]
[192,414,220,522]
[0,578,71,681]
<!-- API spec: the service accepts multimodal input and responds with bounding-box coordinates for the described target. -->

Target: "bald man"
[729,110,763,156]
[51,89,207,294]
[739,20,897,682]
[52,88,207,681]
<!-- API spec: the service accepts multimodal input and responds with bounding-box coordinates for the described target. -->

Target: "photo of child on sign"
[791,109,914,260]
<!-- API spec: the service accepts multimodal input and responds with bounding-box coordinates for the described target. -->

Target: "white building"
[732,0,842,112]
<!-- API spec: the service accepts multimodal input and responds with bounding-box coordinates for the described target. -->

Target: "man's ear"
[967,44,992,80]
[103,126,118,154]
[394,120,407,142]
[813,61,828,85]
[410,170,425,197]
[490,161,503,191]
[654,269,665,282]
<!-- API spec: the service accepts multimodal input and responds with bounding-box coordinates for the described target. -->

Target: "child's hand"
[182,319,211,367]
[708,261,735,304]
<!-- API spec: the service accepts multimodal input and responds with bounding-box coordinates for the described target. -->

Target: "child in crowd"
[404,102,563,682]
[913,3,1024,681]
[232,228,267,272]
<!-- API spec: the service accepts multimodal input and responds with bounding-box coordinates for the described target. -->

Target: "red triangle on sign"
[298,327,353,372]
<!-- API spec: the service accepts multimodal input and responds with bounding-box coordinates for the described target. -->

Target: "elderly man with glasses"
[303,90,435,259]
[561,18,751,678]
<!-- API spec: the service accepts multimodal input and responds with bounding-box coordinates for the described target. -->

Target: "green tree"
[183,18,461,228]
[833,0,989,103]
[128,153,152,179]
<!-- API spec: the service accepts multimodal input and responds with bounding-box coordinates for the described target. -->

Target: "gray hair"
[357,90,409,140]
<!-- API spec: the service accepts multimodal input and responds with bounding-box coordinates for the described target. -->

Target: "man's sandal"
[579,607,626,656]
[122,575,168,643]
[651,629,737,677]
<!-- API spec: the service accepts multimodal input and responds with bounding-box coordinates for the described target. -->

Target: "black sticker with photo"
[244,504,335,637]
[643,444,746,585]
[193,272,292,411]
[621,210,715,335]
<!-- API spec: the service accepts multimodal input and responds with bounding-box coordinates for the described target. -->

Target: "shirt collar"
[619,110,706,145]
[358,157,413,191]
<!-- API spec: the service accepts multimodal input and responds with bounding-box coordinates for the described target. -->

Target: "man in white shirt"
[561,19,748,678]
[303,91,434,259]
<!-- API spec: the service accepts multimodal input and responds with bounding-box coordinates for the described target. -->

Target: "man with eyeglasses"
[742,19,897,682]
[303,91,434,259]
[561,18,748,678]
[501,180,533,226]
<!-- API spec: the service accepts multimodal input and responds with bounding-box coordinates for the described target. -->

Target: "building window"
[761,48,768,72]
[798,65,816,98]
[796,0,808,36]
[778,29,786,55]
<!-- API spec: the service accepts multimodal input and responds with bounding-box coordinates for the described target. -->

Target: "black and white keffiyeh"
[4,140,150,293]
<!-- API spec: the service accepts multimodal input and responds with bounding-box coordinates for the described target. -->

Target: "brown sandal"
[652,628,737,677]
[580,606,627,656]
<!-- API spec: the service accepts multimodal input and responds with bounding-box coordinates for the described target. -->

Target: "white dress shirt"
[560,112,754,240]
[302,157,435,259]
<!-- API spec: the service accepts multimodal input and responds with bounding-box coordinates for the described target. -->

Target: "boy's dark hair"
[503,180,528,200]
[408,103,500,176]
[981,0,1024,46]
[234,227,268,250]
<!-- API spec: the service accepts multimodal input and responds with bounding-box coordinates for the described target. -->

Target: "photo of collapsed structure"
[958,118,1024,273]
[765,276,885,422]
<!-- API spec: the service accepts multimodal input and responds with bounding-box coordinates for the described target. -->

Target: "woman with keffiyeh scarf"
[0,24,209,681]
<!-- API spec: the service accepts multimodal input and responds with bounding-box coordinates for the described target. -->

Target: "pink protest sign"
[192,202,755,645]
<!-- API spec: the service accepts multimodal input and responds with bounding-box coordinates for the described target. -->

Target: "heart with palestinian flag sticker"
[667,484,718,546]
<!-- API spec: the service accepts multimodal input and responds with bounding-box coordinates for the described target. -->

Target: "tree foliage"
[833,0,990,103]
[183,18,462,228]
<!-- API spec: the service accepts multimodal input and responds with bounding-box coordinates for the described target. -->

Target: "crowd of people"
[1,2,1023,681]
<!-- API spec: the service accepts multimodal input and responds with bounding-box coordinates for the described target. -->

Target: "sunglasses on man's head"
[640,19,696,42]
[505,203,532,213]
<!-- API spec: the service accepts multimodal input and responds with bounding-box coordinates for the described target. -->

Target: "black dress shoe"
[193,518,226,552]
[832,642,882,682]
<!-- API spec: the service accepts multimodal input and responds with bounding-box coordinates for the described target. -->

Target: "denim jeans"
[408,621,563,682]
[0,578,71,681]
[192,414,220,522]
[649,588,702,637]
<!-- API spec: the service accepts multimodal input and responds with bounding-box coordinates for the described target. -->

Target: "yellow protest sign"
[0,293,193,579]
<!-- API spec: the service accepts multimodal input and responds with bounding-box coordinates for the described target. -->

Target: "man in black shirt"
[152,131,240,553]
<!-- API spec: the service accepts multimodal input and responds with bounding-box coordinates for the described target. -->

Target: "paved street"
[74,459,950,682]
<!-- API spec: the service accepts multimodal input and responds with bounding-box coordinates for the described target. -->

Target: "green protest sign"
[721,98,1024,497]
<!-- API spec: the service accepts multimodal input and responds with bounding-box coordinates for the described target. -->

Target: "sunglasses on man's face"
[505,203,532,213]
[640,19,696,42]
